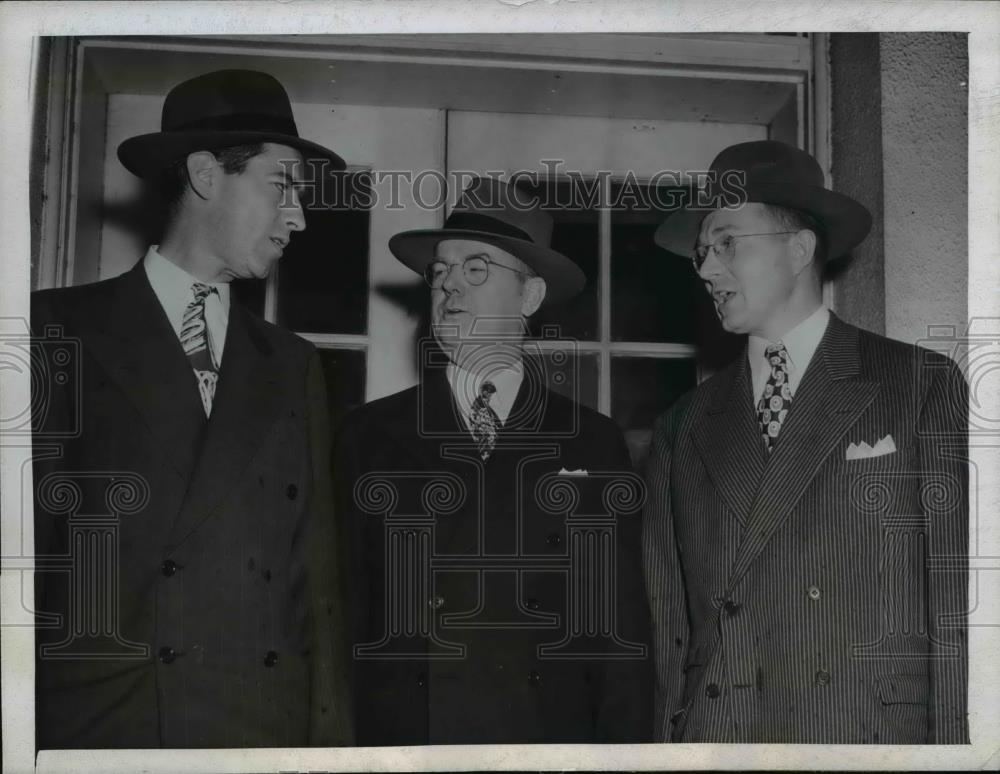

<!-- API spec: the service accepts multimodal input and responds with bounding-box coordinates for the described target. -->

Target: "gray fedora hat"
[388,177,586,304]
[654,140,872,261]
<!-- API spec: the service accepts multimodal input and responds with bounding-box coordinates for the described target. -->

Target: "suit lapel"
[691,356,766,527]
[501,357,546,436]
[727,315,879,589]
[82,262,205,477]
[168,302,284,546]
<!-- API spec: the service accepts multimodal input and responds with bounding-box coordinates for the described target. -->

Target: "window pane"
[517,178,599,341]
[317,347,367,434]
[610,183,706,344]
[533,350,599,413]
[277,170,370,334]
[611,356,696,468]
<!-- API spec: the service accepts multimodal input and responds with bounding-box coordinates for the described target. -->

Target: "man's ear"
[185,151,220,201]
[520,276,547,317]
[789,228,818,275]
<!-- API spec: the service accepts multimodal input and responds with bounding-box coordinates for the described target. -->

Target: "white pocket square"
[557,467,589,476]
[846,435,897,460]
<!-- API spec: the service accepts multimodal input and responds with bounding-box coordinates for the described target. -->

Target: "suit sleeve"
[641,404,691,742]
[304,350,355,745]
[918,354,969,743]
[593,421,654,742]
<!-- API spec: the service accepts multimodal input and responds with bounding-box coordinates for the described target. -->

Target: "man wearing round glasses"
[643,141,968,744]
[334,177,652,745]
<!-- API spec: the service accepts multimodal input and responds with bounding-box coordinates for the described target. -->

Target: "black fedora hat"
[654,140,872,261]
[388,177,586,305]
[117,69,345,178]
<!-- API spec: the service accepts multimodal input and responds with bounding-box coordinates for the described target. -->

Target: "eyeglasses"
[691,231,798,272]
[423,254,527,288]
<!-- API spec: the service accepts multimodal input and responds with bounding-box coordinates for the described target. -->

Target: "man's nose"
[284,189,306,232]
[697,245,724,281]
[440,263,464,293]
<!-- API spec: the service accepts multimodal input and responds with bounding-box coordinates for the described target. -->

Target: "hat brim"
[388,229,586,305]
[654,184,872,262]
[117,130,346,179]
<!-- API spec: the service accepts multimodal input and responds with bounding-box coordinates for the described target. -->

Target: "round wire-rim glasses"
[424,254,528,288]
[691,231,798,272]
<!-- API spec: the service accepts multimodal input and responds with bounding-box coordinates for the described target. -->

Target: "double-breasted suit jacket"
[643,313,969,743]
[335,359,653,745]
[31,261,352,748]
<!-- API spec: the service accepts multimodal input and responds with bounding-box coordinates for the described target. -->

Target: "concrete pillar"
[830,33,968,343]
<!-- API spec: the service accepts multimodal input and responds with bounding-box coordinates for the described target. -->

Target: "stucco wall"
[880,33,968,343]
[831,32,968,344]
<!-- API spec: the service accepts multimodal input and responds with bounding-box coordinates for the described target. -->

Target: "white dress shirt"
[446,358,524,430]
[143,245,231,368]
[749,305,830,405]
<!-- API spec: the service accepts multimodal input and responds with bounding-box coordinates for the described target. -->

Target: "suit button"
[723,600,741,617]
[705,683,721,699]
[429,595,445,610]
[528,670,542,686]
[526,598,541,611]
[158,646,177,664]
[545,532,561,547]
[815,669,831,686]
[807,585,822,601]
[264,650,278,667]
[161,559,178,577]
[286,484,298,500]
[416,672,427,688]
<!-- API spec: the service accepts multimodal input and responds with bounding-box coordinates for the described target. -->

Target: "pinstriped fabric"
[642,314,969,743]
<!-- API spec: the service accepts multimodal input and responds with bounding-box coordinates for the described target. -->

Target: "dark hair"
[157,143,266,214]
[762,203,828,272]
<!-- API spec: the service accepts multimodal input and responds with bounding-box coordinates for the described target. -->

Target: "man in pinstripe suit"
[643,141,968,743]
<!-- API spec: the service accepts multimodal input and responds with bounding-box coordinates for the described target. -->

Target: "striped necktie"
[469,381,500,461]
[757,343,792,452]
[180,282,219,416]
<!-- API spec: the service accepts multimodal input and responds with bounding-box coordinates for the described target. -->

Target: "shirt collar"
[446,357,525,426]
[749,305,829,391]
[144,245,231,307]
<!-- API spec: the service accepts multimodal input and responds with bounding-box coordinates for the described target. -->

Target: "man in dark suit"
[335,178,652,744]
[642,141,969,743]
[31,70,352,748]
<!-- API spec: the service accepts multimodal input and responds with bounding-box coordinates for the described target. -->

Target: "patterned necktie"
[469,381,500,461]
[757,343,792,452]
[180,282,219,417]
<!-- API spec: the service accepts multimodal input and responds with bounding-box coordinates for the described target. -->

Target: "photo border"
[1,2,997,773]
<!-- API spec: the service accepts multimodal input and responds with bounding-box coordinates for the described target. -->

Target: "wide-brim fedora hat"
[388,177,586,305]
[654,140,872,261]
[117,69,345,179]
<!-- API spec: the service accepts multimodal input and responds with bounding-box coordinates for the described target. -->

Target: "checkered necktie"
[180,282,219,416]
[757,343,792,452]
[469,381,500,461]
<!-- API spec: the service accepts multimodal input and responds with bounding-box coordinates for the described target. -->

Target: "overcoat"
[643,313,969,743]
[31,261,353,748]
[336,359,653,744]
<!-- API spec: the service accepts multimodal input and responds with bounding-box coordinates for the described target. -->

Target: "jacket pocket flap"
[875,674,927,705]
